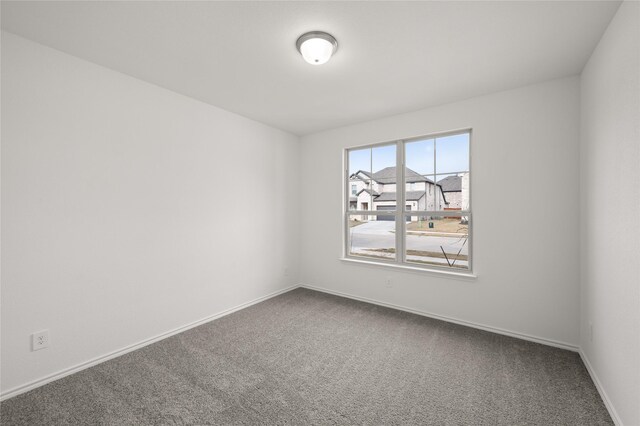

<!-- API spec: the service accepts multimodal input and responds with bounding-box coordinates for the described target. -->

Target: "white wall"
[300,76,581,347]
[579,1,640,424]
[1,32,299,395]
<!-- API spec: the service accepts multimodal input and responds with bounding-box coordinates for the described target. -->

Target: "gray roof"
[351,167,433,184]
[437,175,462,192]
[350,170,373,182]
[374,191,426,202]
[374,167,433,184]
[356,188,379,197]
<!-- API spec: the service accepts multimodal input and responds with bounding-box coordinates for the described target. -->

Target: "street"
[349,221,468,267]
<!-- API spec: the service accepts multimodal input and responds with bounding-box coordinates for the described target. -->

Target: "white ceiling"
[1,1,620,135]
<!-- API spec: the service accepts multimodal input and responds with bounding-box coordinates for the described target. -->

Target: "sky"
[349,133,470,181]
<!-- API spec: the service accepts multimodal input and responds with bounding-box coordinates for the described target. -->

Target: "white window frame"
[343,128,473,275]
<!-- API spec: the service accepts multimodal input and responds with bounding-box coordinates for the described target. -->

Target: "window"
[345,130,471,273]
[351,184,357,195]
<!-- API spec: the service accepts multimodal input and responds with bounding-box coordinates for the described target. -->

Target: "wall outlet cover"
[32,330,50,351]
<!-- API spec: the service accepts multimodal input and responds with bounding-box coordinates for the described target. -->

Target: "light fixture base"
[296,31,338,54]
[296,31,338,65]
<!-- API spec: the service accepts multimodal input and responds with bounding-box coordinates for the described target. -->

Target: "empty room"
[1,1,638,425]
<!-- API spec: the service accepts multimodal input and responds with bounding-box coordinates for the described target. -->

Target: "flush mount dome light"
[296,31,338,65]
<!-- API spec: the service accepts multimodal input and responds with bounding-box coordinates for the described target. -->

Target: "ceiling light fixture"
[296,31,338,65]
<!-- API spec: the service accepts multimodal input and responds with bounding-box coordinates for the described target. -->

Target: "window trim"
[339,257,477,280]
[343,128,473,276]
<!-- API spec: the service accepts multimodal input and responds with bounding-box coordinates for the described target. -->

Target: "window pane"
[348,215,396,260]
[405,215,470,270]
[404,180,426,215]
[349,148,373,211]
[436,173,470,211]
[405,139,434,175]
[357,189,372,212]
[369,144,396,211]
[348,148,370,176]
[404,175,447,212]
[405,140,432,214]
[423,175,436,211]
[372,144,396,173]
[435,133,469,174]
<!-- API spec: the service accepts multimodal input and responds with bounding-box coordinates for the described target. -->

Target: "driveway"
[352,220,396,233]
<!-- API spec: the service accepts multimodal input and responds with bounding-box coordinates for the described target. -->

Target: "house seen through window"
[345,130,471,272]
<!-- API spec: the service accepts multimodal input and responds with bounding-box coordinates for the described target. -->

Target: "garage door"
[376,205,411,221]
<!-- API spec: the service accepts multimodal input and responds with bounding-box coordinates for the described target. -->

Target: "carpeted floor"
[1,288,612,425]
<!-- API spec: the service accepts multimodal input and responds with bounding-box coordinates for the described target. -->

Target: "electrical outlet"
[32,330,49,351]
[385,277,393,288]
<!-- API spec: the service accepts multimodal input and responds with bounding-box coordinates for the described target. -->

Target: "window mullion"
[433,137,437,209]
[344,150,349,215]
[396,140,405,264]
[344,149,350,258]
[369,147,373,218]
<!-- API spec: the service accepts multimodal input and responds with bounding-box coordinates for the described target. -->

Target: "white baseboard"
[579,349,623,426]
[0,285,298,402]
[312,281,620,422]
[1,283,594,408]
[300,284,579,352]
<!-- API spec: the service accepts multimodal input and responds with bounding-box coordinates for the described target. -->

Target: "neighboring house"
[349,167,448,221]
[436,173,470,211]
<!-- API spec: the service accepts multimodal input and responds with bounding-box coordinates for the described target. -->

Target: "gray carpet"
[1,288,612,425]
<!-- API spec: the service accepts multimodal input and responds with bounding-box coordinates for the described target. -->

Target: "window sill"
[339,257,477,281]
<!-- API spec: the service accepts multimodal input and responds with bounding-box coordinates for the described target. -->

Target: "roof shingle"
[351,167,433,184]
[437,175,462,192]
[374,191,426,202]
[356,188,380,197]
